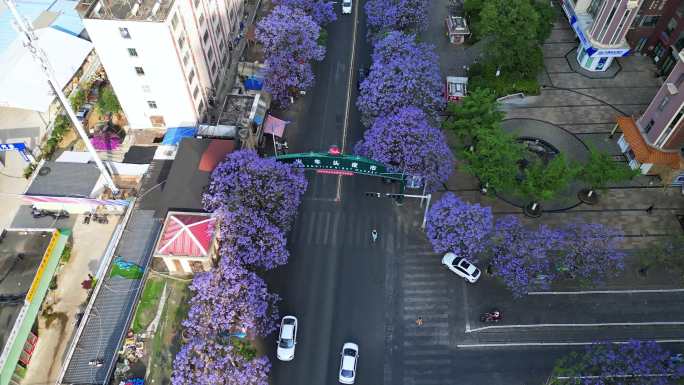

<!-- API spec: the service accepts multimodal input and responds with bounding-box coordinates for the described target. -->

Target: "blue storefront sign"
[586,47,631,57]
[0,142,33,162]
[563,0,631,59]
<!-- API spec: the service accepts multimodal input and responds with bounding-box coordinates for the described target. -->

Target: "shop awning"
[617,116,681,169]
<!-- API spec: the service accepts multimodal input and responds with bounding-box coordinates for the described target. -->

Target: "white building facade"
[81,0,244,130]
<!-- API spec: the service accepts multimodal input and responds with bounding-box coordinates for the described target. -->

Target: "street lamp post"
[365,192,433,229]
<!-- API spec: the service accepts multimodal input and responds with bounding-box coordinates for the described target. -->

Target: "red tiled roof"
[617,116,681,169]
[198,139,235,172]
[156,213,216,257]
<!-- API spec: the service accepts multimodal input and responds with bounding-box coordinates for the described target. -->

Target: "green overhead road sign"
[275,152,406,181]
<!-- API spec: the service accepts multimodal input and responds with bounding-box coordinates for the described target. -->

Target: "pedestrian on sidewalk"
[646,204,654,214]
[415,317,423,326]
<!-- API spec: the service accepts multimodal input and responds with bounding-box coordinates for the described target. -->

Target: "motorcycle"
[479,309,502,323]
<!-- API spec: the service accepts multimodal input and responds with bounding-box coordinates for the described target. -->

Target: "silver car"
[276,316,297,361]
[441,252,481,283]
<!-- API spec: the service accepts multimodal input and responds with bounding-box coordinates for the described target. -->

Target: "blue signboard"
[0,142,32,162]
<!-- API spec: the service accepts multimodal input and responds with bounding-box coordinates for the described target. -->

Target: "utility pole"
[4,0,119,195]
[365,192,433,229]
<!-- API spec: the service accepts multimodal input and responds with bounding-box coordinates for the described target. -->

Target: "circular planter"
[577,188,599,205]
[523,202,542,218]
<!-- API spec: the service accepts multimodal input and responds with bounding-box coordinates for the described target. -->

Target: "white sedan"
[338,342,359,384]
[441,252,481,283]
[276,315,297,361]
[342,0,352,14]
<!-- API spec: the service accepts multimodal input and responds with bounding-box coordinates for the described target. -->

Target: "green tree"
[461,127,525,194]
[442,88,504,145]
[463,0,485,39]
[516,154,578,204]
[97,87,121,115]
[478,0,543,79]
[70,89,86,111]
[577,146,639,197]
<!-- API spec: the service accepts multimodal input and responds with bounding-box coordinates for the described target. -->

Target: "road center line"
[335,0,360,202]
[527,288,684,295]
[466,321,684,333]
[457,339,684,348]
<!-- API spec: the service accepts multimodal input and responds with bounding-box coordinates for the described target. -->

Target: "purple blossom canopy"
[183,266,281,338]
[256,5,325,105]
[558,223,626,286]
[91,132,121,151]
[203,149,308,233]
[490,216,564,297]
[273,0,336,25]
[356,31,442,123]
[171,337,271,385]
[561,340,684,385]
[426,192,493,259]
[365,0,428,35]
[354,106,454,192]
[217,205,289,270]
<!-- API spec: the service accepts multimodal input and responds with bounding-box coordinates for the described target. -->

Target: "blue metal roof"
[161,127,197,145]
[0,0,83,52]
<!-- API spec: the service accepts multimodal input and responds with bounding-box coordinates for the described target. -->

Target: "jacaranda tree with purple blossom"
[550,340,684,385]
[426,193,492,260]
[557,223,626,286]
[172,337,271,385]
[273,0,336,25]
[256,5,325,105]
[357,31,442,124]
[217,206,289,270]
[183,267,280,338]
[203,150,308,233]
[365,0,428,37]
[489,215,563,297]
[354,106,454,192]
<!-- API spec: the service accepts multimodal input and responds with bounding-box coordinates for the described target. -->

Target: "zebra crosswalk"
[388,246,456,385]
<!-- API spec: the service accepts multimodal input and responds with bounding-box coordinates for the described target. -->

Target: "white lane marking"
[462,281,471,332]
[466,321,684,333]
[457,339,684,348]
[335,0,360,202]
[528,288,684,295]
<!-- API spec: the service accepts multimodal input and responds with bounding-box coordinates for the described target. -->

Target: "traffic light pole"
[365,192,432,229]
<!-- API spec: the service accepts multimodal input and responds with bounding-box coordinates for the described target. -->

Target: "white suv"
[276,316,297,361]
[342,0,352,14]
[338,342,358,383]
[441,252,481,283]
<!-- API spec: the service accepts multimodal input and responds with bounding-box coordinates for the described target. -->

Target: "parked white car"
[342,0,352,14]
[338,342,359,384]
[441,252,481,283]
[276,315,297,361]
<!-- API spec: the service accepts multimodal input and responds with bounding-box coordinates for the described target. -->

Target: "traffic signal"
[384,193,404,199]
[365,192,382,198]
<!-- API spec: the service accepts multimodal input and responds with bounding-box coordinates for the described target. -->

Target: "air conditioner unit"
[666,82,679,95]
[627,0,639,9]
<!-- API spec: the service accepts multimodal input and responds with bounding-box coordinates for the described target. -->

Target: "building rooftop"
[0,229,54,351]
[155,212,215,258]
[26,161,102,198]
[80,0,174,22]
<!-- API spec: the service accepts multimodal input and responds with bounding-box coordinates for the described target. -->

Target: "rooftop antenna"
[3,0,120,195]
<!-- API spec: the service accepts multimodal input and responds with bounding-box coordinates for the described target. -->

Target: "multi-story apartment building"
[561,0,642,71]
[627,0,684,76]
[80,0,244,130]
[616,50,684,185]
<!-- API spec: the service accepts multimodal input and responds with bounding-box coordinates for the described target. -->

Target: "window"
[676,73,684,88]
[142,85,151,93]
[211,62,217,76]
[178,34,186,49]
[203,30,209,43]
[587,0,603,19]
[171,13,179,30]
[678,2,684,18]
[644,119,654,133]
[675,31,684,51]
[638,15,659,27]
[207,47,214,62]
[597,2,618,41]
[183,52,190,66]
[135,66,145,75]
[193,86,200,100]
[194,0,200,8]
[219,39,224,53]
[188,69,196,84]
[198,100,205,114]
[127,48,138,57]
[147,100,158,109]
[199,13,205,26]
[119,27,131,39]
[665,18,678,38]
[657,96,670,112]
